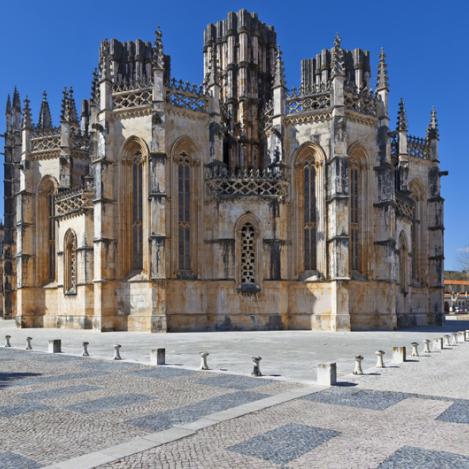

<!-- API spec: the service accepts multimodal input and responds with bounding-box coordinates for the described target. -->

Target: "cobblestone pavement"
[101,337,469,469]
[1,324,469,468]
[0,348,296,468]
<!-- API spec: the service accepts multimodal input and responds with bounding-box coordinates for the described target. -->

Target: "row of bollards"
[317,329,469,386]
[3,335,265,377]
[4,329,469,383]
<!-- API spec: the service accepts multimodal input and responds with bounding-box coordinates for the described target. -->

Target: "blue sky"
[1,0,467,270]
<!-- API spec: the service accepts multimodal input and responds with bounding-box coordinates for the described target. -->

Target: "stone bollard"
[465,330,469,341]
[113,344,122,360]
[150,348,165,366]
[317,362,337,386]
[444,335,451,347]
[4,335,11,348]
[375,350,385,368]
[457,331,466,343]
[451,333,458,346]
[392,346,406,363]
[25,337,32,351]
[353,355,364,375]
[251,356,262,377]
[423,339,431,353]
[82,342,90,357]
[411,342,419,358]
[48,339,61,354]
[432,337,443,351]
[199,352,210,370]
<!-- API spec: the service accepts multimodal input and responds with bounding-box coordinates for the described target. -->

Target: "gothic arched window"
[132,153,143,271]
[178,155,191,273]
[64,230,77,294]
[37,177,57,285]
[303,162,317,271]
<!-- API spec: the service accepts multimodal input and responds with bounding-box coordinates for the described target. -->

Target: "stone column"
[327,37,350,331]
[92,42,118,331]
[149,32,168,332]
[16,98,38,327]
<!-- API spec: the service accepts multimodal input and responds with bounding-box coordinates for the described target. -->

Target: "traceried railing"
[286,83,331,115]
[113,87,152,110]
[55,186,93,219]
[407,135,429,159]
[112,75,153,93]
[31,133,61,153]
[396,192,415,219]
[390,133,430,160]
[205,165,289,199]
[166,78,208,113]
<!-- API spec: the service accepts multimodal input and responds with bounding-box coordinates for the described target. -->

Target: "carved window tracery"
[177,154,191,273]
[132,152,143,271]
[48,192,56,282]
[350,164,360,272]
[64,230,77,295]
[240,223,256,286]
[303,162,316,271]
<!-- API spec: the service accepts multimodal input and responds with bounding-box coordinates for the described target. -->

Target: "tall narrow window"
[132,153,143,271]
[48,193,55,282]
[400,233,408,293]
[178,157,191,273]
[350,165,360,272]
[303,162,316,271]
[64,230,77,294]
[241,223,256,286]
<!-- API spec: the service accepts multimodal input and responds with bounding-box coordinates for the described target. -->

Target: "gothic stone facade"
[2,10,445,332]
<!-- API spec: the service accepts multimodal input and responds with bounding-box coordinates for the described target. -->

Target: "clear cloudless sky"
[0,0,468,269]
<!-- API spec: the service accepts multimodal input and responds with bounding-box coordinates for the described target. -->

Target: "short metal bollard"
[251,356,262,377]
[392,346,406,363]
[457,331,466,343]
[433,337,443,351]
[451,333,458,346]
[48,339,61,354]
[113,344,122,360]
[444,335,451,347]
[317,362,337,386]
[150,348,165,366]
[423,339,431,353]
[353,355,364,375]
[25,337,32,351]
[199,352,210,370]
[411,342,419,358]
[4,335,11,348]
[82,342,90,357]
[375,350,385,368]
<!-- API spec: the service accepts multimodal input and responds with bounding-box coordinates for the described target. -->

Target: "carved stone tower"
[203,9,277,171]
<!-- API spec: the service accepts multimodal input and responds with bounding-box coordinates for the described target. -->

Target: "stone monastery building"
[2,10,445,332]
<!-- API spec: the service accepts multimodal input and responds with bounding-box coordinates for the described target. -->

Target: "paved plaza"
[0,319,468,468]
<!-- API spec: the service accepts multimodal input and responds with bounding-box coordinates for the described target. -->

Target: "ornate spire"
[38,91,52,129]
[22,96,32,129]
[6,95,11,115]
[99,40,111,81]
[12,87,21,111]
[153,26,164,70]
[68,87,79,124]
[376,48,389,91]
[273,47,286,88]
[427,106,439,140]
[60,87,69,123]
[331,33,345,78]
[91,67,99,102]
[397,98,407,132]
